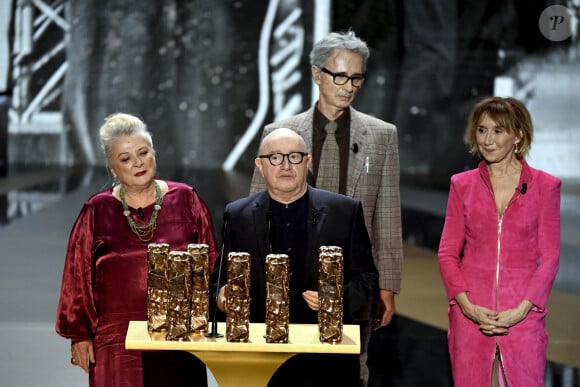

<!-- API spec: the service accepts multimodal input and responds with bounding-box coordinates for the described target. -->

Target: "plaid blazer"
[249,106,402,292]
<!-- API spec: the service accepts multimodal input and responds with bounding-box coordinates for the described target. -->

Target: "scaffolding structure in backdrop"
[8,0,68,164]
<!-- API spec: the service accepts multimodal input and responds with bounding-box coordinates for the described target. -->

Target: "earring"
[112,176,118,188]
[514,142,520,154]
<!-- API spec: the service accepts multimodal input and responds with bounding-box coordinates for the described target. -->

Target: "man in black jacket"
[213,128,378,386]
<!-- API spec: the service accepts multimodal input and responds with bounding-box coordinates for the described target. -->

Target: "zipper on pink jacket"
[493,190,523,385]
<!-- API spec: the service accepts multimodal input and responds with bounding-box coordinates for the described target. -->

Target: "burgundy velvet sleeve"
[191,188,219,272]
[55,203,98,341]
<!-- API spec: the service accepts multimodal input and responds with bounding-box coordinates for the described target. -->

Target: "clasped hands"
[470,305,511,336]
[455,293,533,336]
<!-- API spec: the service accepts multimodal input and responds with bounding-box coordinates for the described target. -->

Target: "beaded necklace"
[119,180,163,241]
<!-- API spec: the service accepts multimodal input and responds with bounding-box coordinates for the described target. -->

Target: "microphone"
[266,211,273,254]
[312,213,318,226]
[519,183,527,195]
[206,211,230,338]
[352,143,359,154]
[137,207,145,220]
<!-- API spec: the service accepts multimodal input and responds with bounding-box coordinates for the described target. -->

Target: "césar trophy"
[188,243,210,334]
[265,254,289,343]
[165,251,192,341]
[225,252,251,342]
[318,246,343,344]
[146,243,170,334]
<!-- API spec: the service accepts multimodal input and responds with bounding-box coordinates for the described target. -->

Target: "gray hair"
[309,30,370,71]
[99,113,153,166]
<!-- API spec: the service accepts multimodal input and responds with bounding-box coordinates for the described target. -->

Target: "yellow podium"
[126,321,360,387]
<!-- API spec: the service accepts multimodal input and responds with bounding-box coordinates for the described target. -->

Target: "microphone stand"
[266,211,272,254]
[205,212,229,338]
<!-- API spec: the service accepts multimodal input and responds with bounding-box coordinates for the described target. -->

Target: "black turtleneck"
[268,192,314,323]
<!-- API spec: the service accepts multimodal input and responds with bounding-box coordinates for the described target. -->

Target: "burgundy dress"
[56,181,218,387]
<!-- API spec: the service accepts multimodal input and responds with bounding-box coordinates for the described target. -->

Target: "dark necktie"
[317,121,339,192]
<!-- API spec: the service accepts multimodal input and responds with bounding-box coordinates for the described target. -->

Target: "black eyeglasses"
[320,67,366,87]
[258,152,308,166]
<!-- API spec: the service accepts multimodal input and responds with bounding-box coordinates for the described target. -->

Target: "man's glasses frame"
[258,152,309,166]
[320,67,366,87]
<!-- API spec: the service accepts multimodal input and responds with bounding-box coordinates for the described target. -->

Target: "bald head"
[259,128,307,154]
[255,128,311,204]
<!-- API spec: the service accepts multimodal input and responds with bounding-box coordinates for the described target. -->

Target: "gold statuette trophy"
[318,246,344,343]
[265,254,289,343]
[225,252,251,342]
[146,243,170,333]
[165,251,192,341]
[188,243,210,334]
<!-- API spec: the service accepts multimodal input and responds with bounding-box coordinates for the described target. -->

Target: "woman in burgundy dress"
[56,113,218,387]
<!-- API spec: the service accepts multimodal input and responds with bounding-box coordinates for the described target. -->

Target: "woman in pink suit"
[438,97,560,387]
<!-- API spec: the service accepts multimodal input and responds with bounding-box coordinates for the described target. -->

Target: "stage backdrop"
[4,0,580,180]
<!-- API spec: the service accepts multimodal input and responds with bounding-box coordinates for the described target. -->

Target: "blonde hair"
[99,113,153,166]
[464,96,533,158]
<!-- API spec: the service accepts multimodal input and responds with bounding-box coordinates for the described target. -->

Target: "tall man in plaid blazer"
[250,30,403,386]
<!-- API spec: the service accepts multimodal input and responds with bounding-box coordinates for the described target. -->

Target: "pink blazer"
[438,159,561,387]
